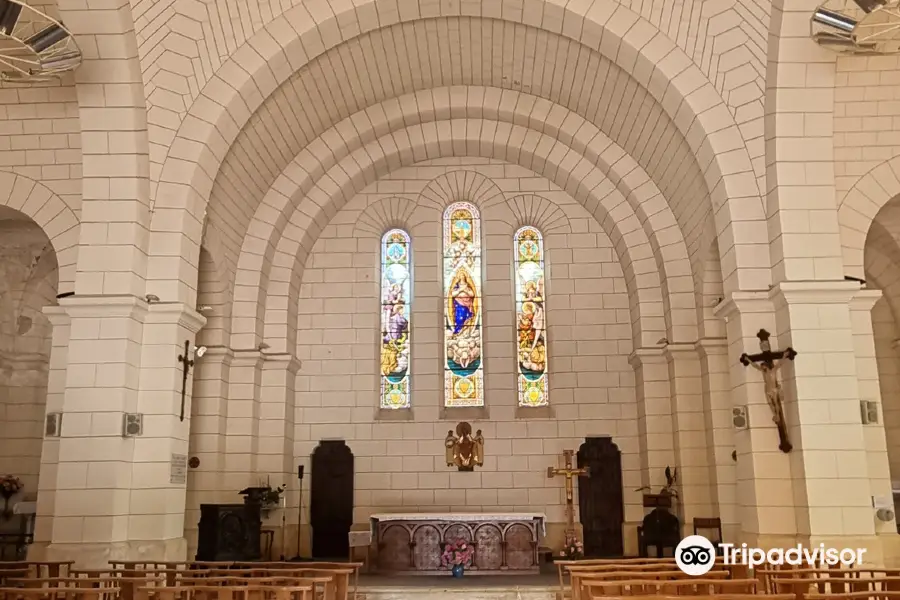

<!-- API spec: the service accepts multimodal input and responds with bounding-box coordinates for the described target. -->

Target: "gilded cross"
[547,449,589,531]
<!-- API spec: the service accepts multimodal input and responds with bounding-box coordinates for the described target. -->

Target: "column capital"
[261,352,302,373]
[848,289,882,312]
[42,305,69,327]
[768,280,862,307]
[57,294,149,320]
[628,346,666,367]
[713,290,771,321]
[694,337,728,357]
[663,342,698,361]
[145,302,206,333]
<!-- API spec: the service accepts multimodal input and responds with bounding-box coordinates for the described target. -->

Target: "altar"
[371,512,545,575]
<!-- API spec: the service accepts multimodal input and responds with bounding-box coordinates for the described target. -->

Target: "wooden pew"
[0,562,74,578]
[806,592,900,600]
[174,576,333,600]
[775,577,900,599]
[143,584,313,600]
[230,563,361,600]
[763,570,900,594]
[0,586,119,600]
[569,570,729,600]
[580,578,758,598]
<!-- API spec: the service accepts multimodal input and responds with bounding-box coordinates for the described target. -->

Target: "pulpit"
[637,494,680,558]
[196,503,262,561]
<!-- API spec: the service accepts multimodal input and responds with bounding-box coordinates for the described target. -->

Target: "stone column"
[696,338,738,542]
[665,343,713,532]
[225,350,263,493]
[719,283,897,559]
[36,297,203,566]
[715,292,798,548]
[258,353,300,558]
[185,347,233,555]
[629,348,674,489]
[848,291,900,557]
[32,307,71,552]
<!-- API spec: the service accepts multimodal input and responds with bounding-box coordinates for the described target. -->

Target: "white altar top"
[370,512,546,536]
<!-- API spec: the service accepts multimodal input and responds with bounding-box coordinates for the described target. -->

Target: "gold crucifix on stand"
[548,449,590,536]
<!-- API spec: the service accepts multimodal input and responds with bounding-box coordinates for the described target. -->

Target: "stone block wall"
[291,159,644,550]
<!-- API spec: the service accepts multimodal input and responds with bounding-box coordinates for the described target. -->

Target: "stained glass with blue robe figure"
[442,202,483,407]
[380,229,411,409]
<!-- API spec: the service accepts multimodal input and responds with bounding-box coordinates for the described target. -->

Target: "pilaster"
[696,337,738,542]
[34,296,204,567]
[224,350,263,493]
[664,343,713,532]
[628,348,674,491]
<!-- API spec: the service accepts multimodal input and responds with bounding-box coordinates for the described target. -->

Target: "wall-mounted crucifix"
[740,329,797,453]
[177,340,194,422]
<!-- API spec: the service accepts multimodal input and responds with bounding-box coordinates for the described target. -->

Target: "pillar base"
[29,538,187,568]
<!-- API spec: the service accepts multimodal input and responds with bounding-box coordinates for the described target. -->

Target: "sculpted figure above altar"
[445,421,484,471]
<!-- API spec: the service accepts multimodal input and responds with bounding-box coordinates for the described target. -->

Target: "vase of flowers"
[441,538,474,576]
[0,475,22,520]
[559,534,584,560]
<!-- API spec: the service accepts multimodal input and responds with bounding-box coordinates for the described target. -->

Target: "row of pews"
[0,560,363,600]
[555,557,900,600]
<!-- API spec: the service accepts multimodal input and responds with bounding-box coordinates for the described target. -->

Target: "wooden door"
[310,440,354,558]
[577,436,624,557]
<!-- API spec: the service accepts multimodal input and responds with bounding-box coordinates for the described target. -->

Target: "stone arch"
[0,172,78,293]
[505,194,572,236]
[149,2,763,306]
[248,121,677,354]
[230,91,696,353]
[353,196,420,240]
[839,154,900,280]
[418,172,506,215]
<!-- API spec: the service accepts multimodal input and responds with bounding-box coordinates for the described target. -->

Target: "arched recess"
[839,155,900,280]
[240,121,684,354]
[228,92,696,352]
[147,4,763,309]
[0,184,74,545]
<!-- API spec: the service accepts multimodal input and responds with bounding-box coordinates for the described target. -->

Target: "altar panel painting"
[443,202,483,407]
[380,229,411,409]
[515,226,548,407]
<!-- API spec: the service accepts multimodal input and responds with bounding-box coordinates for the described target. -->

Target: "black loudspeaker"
[298,465,305,479]
[196,503,261,561]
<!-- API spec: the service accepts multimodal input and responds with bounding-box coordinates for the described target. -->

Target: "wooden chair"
[692,518,723,552]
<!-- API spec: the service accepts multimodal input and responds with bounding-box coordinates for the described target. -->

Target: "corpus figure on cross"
[740,329,797,453]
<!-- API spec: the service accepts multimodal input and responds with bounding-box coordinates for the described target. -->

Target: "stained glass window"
[515,226,548,407]
[380,229,411,409]
[443,202,484,407]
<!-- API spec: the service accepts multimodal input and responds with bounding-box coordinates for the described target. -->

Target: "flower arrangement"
[559,536,584,559]
[441,538,474,568]
[0,475,22,499]
[261,484,285,507]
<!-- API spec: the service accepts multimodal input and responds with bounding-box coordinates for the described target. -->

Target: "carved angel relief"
[445,421,484,471]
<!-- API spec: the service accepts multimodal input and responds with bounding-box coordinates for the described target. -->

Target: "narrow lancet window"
[515,226,548,407]
[380,229,411,409]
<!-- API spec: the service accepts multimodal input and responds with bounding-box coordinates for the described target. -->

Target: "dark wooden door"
[578,436,624,557]
[310,440,354,558]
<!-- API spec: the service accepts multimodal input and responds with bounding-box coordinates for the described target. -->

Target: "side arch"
[839,155,900,280]
[0,171,79,293]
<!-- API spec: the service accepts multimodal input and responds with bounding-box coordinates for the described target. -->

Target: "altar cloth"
[370,513,547,536]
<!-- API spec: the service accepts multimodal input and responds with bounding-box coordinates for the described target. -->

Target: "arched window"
[443,202,483,407]
[514,226,548,407]
[380,229,411,409]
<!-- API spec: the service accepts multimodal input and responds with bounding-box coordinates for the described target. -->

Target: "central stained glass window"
[442,202,483,407]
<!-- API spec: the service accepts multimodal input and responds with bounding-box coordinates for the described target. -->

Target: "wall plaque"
[170,453,188,484]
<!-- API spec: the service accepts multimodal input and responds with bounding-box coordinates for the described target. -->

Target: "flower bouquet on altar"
[559,534,584,559]
[441,538,474,577]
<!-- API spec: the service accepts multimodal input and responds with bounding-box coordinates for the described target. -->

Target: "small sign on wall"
[170,453,188,484]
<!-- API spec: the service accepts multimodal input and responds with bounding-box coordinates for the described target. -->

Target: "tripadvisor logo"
[675,535,868,575]
[675,535,716,576]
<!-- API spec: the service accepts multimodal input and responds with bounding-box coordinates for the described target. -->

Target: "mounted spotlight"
[811,0,900,54]
[0,0,82,81]
[192,345,207,359]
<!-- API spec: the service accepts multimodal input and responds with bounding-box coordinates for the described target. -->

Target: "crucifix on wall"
[177,340,194,422]
[548,449,589,537]
[740,329,797,453]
